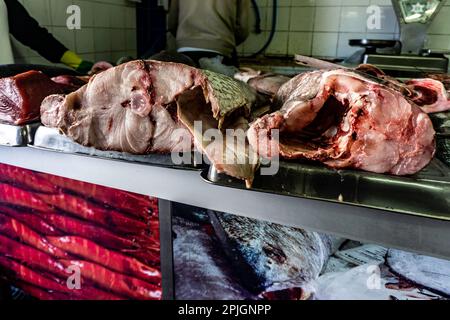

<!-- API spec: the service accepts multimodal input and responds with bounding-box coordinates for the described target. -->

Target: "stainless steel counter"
[1,146,450,260]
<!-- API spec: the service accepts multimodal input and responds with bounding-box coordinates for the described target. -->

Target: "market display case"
[0,143,449,300]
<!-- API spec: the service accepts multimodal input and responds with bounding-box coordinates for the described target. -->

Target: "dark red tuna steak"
[0,71,70,125]
[248,69,436,176]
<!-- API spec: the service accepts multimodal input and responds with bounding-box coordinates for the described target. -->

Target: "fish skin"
[173,217,255,300]
[387,249,450,297]
[201,70,257,129]
[208,211,344,297]
[177,87,259,186]
[191,70,264,185]
[315,263,444,300]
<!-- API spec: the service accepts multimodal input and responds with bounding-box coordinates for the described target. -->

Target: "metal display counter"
[1,146,449,262]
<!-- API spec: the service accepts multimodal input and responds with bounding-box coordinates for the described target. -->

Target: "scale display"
[398,0,442,23]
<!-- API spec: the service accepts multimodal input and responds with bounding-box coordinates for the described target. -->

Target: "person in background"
[0,0,93,74]
[168,0,251,76]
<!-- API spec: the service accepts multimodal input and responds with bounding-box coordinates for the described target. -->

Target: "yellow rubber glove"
[60,51,93,74]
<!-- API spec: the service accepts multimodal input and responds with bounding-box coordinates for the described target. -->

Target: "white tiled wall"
[12,0,449,63]
[239,0,450,59]
[11,0,137,65]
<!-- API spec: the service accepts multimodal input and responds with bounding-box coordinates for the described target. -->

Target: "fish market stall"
[0,56,450,300]
[0,57,449,300]
[1,0,450,302]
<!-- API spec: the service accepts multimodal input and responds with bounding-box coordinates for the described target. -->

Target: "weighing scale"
[350,0,448,78]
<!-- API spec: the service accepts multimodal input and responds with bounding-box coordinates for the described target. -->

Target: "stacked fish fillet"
[0,164,161,300]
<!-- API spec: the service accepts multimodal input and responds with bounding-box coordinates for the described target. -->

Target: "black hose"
[251,0,262,34]
[247,0,278,58]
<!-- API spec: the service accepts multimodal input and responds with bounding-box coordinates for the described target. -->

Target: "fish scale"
[202,69,256,127]
[208,211,344,297]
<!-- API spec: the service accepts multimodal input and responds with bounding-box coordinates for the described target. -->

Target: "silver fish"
[315,263,443,300]
[387,249,450,297]
[173,217,255,300]
[208,211,343,298]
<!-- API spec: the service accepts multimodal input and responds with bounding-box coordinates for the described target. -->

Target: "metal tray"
[202,159,450,221]
[0,122,40,147]
[30,126,203,171]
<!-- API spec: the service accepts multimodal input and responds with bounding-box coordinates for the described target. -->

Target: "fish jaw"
[406,78,450,114]
[248,69,436,176]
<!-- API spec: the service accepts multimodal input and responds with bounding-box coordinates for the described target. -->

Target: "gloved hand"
[60,51,94,74]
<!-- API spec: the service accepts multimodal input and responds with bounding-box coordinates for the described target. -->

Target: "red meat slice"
[0,71,69,125]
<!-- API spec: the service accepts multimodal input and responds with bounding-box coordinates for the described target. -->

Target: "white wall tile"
[340,7,367,33]
[429,6,450,34]
[95,51,112,62]
[291,0,316,6]
[267,7,291,31]
[427,35,450,51]
[125,30,137,52]
[125,7,137,29]
[370,0,391,5]
[314,7,342,32]
[316,0,342,6]
[266,32,289,55]
[290,7,315,31]
[49,0,73,27]
[94,28,112,52]
[312,32,338,57]
[342,0,369,5]
[23,0,51,26]
[93,3,111,28]
[52,26,76,52]
[242,1,414,58]
[367,5,398,34]
[12,0,450,62]
[75,28,95,54]
[72,0,95,28]
[288,32,313,55]
[337,32,366,58]
[13,0,137,64]
[109,4,126,29]
[111,29,126,52]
